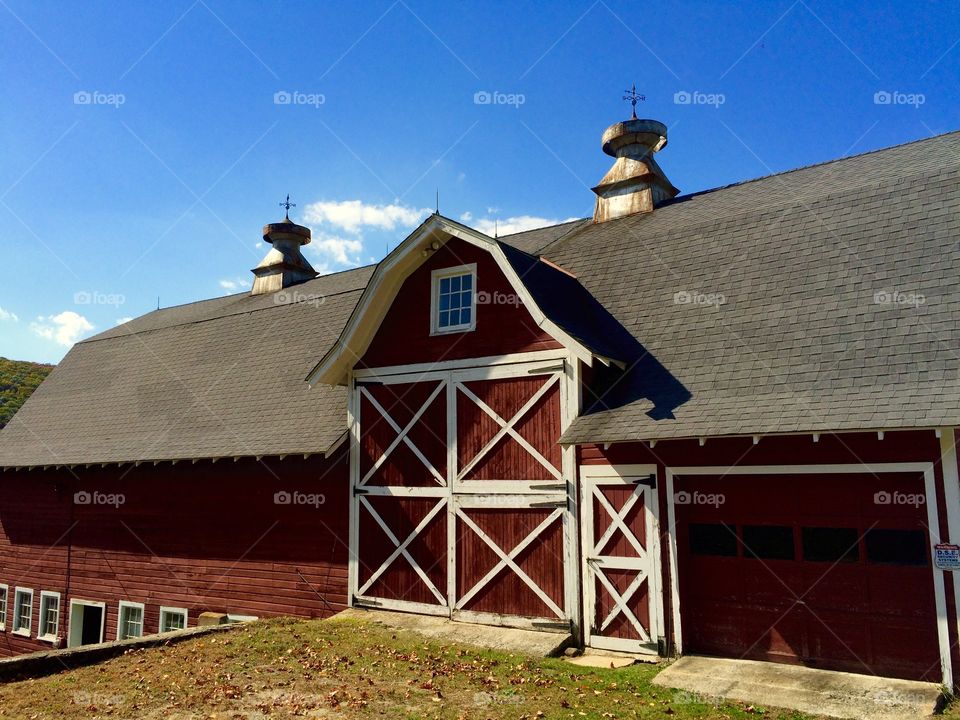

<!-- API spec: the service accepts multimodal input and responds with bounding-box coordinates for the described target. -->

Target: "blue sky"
[1,0,957,363]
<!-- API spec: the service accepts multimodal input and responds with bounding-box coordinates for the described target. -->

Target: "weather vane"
[622,84,645,119]
[279,194,296,220]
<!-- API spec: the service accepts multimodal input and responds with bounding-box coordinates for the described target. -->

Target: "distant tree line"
[0,358,54,429]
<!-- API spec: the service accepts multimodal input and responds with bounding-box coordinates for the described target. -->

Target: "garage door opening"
[674,472,941,682]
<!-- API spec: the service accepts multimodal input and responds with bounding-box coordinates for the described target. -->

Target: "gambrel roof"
[2,130,960,467]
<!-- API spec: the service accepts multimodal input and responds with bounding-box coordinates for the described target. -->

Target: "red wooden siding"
[0,453,349,658]
[359,239,562,369]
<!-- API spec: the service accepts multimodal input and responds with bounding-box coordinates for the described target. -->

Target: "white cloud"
[463,214,581,237]
[30,311,94,347]
[0,306,18,323]
[305,233,364,267]
[115,317,133,326]
[303,200,430,234]
[219,277,248,293]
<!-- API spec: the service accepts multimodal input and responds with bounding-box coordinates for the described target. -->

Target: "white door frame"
[580,464,662,654]
[67,599,106,648]
[665,462,952,688]
[348,351,580,633]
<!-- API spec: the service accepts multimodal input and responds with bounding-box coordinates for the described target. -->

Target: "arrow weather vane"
[280,194,296,220]
[622,83,645,119]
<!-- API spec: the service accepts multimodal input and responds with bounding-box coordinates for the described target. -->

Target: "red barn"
[2,118,960,689]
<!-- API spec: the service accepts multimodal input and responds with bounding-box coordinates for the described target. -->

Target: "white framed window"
[37,591,60,641]
[0,584,8,631]
[431,264,477,334]
[12,588,33,636]
[158,606,188,633]
[117,601,144,640]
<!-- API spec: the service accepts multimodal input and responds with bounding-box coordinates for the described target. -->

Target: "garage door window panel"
[865,529,927,566]
[801,527,860,563]
[742,525,795,561]
[689,523,737,557]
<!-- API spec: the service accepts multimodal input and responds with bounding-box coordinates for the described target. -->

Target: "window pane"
[449,292,462,309]
[439,294,450,310]
[439,310,450,327]
[460,308,471,324]
[743,525,795,560]
[802,527,859,563]
[865,529,927,565]
[460,290,471,308]
[450,275,461,291]
[439,277,450,294]
[461,274,472,290]
[689,523,737,556]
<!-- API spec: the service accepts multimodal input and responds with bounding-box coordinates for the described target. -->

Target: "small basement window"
[689,523,738,556]
[12,588,33,636]
[742,525,795,561]
[0,584,8,631]
[38,591,60,641]
[865,528,928,566]
[431,265,476,334]
[159,606,188,633]
[802,527,860,563]
[117,601,145,640]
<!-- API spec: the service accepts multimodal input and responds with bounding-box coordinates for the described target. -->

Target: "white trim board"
[664,462,953,688]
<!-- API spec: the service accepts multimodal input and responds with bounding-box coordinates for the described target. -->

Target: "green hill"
[0,357,54,428]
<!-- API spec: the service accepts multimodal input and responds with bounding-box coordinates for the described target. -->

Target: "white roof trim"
[306,214,594,386]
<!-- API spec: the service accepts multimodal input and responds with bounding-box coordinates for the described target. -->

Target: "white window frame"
[158,606,188,633]
[67,599,107,648]
[0,584,8,631]
[116,601,145,640]
[430,263,477,335]
[12,588,33,637]
[37,591,61,642]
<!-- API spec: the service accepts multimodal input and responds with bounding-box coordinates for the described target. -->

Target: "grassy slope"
[0,616,823,720]
[0,357,53,428]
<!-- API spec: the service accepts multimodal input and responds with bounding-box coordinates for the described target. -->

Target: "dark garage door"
[675,473,940,681]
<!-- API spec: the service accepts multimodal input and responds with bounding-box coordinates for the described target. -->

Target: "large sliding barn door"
[350,357,575,629]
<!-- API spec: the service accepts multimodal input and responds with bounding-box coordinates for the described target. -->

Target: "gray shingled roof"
[549,131,960,444]
[2,130,959,466]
